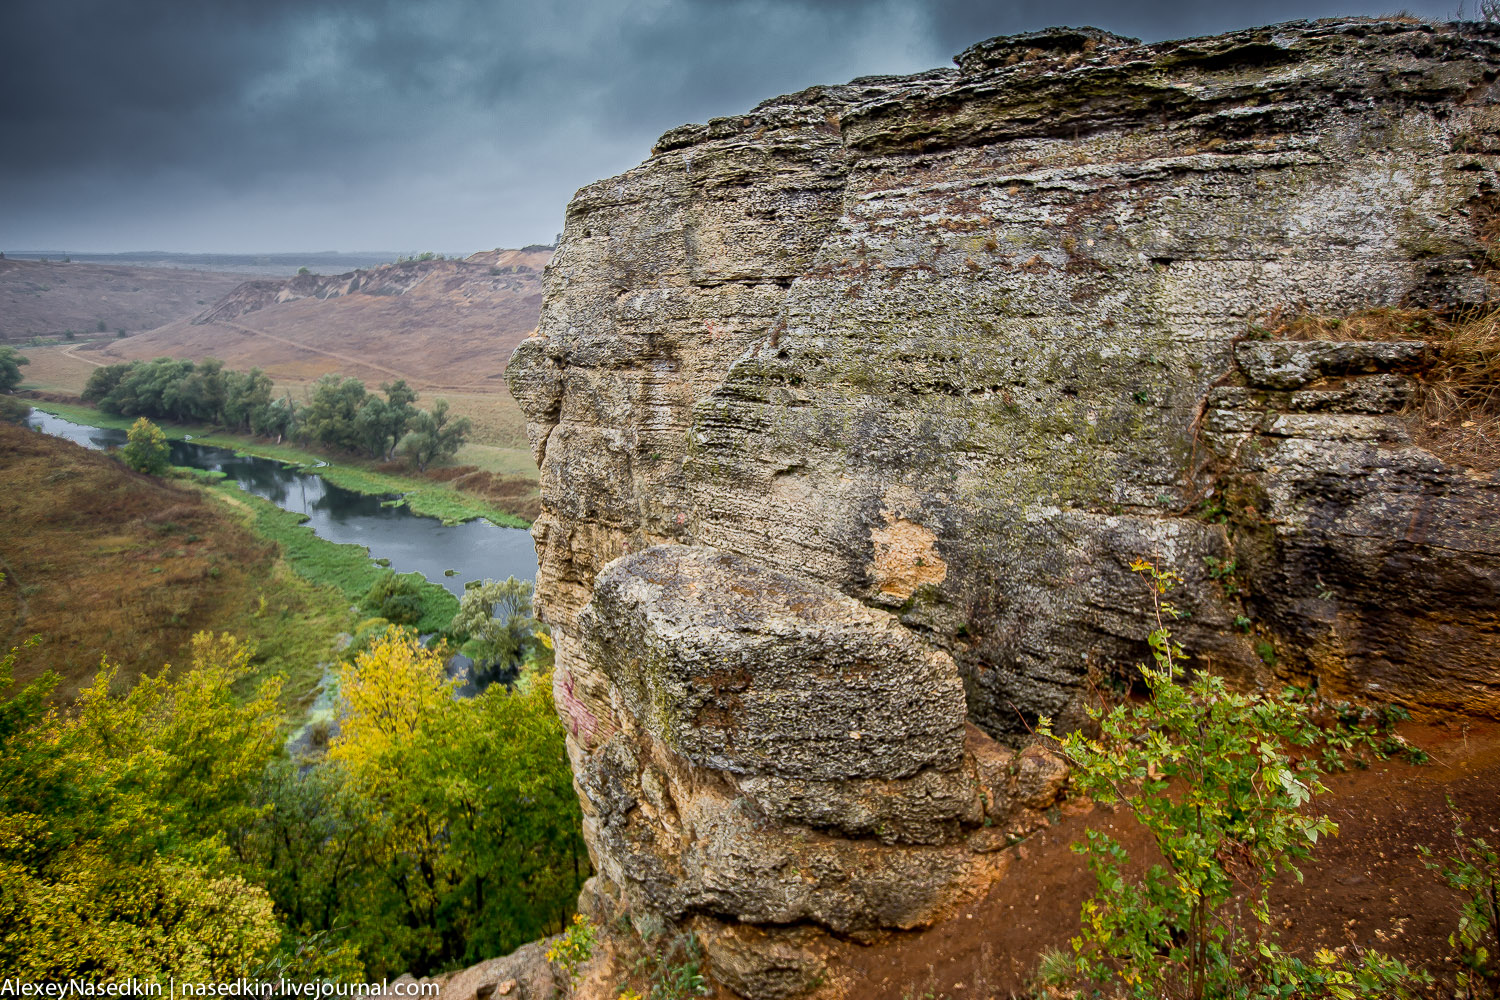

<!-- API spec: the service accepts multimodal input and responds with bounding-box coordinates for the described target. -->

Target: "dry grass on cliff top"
[1262,304,1500,471]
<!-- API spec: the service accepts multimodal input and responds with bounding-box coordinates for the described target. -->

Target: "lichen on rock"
[509,17,1500,998]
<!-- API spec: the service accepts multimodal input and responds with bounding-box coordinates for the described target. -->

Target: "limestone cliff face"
[510,19,1500,996]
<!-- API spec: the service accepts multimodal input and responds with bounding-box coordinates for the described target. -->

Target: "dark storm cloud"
[917,0,1464,57]
[0,0,1464,252]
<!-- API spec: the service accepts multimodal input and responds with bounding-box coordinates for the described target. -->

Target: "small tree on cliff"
[1036,560,1427,1000]
[122,417,169,475]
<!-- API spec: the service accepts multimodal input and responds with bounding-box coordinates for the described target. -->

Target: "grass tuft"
[1258,305,1500,471]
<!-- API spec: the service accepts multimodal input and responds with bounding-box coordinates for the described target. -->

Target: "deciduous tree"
[451,576,534,668]
[399,398,470,471]
[122,416,169,475]
[0,634,284,978]
[0,346,29,394]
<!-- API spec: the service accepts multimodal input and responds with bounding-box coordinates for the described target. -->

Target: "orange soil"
[836,720,1500,999]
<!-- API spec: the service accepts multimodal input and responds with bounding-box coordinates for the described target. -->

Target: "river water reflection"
[25,410,537,597]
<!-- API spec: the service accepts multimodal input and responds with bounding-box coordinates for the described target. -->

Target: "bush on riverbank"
[122,416,169,474]
[0,394,31,423]
[361,570,431,627]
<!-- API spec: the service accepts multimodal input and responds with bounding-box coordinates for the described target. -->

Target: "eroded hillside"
[100,248,552,389]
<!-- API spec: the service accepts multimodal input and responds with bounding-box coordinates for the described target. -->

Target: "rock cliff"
[509,19,1500,996]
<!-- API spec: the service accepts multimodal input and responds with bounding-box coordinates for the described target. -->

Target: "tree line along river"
[25,409,538,599]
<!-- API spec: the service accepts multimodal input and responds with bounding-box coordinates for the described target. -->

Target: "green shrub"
[0,346,28,394]
[360,570,427,627]
[122,417,169,476]
[1421,799,1500,997]
[546,914,596,985]
[0,395,31,424]
[623,931,710,1000]
[1036,560,1427,1000]
[449,576,534,668]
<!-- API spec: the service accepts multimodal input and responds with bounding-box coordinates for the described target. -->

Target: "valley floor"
[27,398,538,525]
[0,420,344,707]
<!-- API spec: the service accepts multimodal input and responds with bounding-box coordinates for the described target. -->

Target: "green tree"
[0,346,28,393]
[1037,561,1427,1000]
[361,570,429,627]
[399,398,471,471]
[91,357,195,419]
[353,397,393,459]
[451,576,534,668]
[165,357,227,422]
[252,394,298,441]
[221,367,275,433]
[321,627,587,975]
[82,361,131,405]
[122,416,169,475]
[299,374,368,453]
[238,758,370,943]
[0,395,31,424]
[352,379,419,460]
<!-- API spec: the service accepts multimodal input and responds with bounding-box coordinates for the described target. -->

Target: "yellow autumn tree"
[330,625,454,777]
[327,627,456,967]
[314,626,586,976]
[0,633,284,978]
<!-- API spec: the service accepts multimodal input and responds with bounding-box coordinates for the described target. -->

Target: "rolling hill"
[93,248,552,390]
[0,257,250,341]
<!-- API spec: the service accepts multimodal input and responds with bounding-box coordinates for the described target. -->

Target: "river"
[24,409,537,597]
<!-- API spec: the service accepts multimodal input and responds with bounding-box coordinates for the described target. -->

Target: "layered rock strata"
[510,19,1500,996]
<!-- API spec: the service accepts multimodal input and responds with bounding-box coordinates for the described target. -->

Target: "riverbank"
[206,480,458,635]
[0,421,344,709]
[27,398,532,527]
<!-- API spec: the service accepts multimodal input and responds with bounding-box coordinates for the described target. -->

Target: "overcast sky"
[0,0,1465,254]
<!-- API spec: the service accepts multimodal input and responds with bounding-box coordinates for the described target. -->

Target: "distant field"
[13,342,103,394]
[0,257,248,341]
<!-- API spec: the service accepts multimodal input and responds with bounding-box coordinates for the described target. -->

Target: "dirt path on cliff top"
[835,719,1500,1000]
